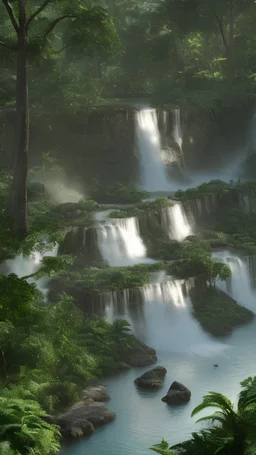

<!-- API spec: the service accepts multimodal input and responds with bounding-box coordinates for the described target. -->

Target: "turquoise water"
[60,290,256,455]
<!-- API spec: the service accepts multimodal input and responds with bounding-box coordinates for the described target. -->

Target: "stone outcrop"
[162,381,191,404]
[82,385,110,402]
[56,399,115,440]
[135,366,167,388]
[123,338,157,367]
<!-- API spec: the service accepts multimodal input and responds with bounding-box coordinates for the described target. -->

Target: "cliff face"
[0,102,254,191]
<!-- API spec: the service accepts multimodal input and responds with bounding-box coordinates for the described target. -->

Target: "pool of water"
[60,296,256,455]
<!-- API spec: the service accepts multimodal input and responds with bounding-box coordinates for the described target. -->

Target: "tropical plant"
[0,394,61,455]
[152,378,256,455]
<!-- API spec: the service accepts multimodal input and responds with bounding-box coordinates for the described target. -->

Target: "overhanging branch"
[2,0,19,32]
[44,15,75,39]
[25,0,52,30]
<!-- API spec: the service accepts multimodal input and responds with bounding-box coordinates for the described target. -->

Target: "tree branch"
[0,40,16,51]
[2,0,19,32]
[44,15,74,39]
[25,0,52,31]
[215,14,228,51]
[53,44,69,54]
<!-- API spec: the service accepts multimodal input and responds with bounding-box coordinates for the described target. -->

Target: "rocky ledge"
[122,337,157,367]
[55,386,115,440]
[135,366,167,388]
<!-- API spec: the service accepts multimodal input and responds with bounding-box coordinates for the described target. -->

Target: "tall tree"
[1,0,119,239]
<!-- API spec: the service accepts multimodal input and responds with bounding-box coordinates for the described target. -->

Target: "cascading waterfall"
[5,244,59,300]
[136,109,170,191]
[161,203,193,241]
[213,250,256,312]
[173,108,182,150]
[96,217,152,266]
[102,277,225,356]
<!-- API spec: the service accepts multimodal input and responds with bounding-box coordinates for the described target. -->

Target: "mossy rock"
[192,287,254,337]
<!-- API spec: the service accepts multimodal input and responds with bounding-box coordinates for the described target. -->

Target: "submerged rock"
[162,381,191,404]
[135,366,167,388]
[56,400,116,440]
[82,385,110,402]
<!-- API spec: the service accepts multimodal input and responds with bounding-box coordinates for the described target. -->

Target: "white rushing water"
[173,107,182,149]
[5,244,58,299]
[103,277,225,356]
[213,250,256,312]
[161,203,193,241]
[96,217,152,266]
[136,109,170,191]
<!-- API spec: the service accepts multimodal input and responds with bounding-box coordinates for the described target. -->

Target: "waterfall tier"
[161,204,193,241]
[96,217,152,267]
[213,250,256,312]
[96,278,225,356]
[136,109,170,191]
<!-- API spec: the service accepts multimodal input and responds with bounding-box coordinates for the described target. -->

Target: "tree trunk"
[8,29,29,239]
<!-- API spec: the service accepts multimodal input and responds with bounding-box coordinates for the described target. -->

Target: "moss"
[50,262,165,299]
[108,198,172,218]
[192,288,254,337]
[89,182,150,204]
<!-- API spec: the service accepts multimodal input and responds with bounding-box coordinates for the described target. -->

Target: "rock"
[82,386,110,402]
[123,337,157,367]
[162,381,191,405]
[117,361,131,370]
[56,401,116,440]
[135,366,167,388]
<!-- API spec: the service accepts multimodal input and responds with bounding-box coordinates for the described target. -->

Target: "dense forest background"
[1,0,256,116]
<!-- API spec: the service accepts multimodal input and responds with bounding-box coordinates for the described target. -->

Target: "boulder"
[123,338,157,367]
[162,381,191,404]
[82,385,110,402]
[56,400,116,440]
[135,366,167,388]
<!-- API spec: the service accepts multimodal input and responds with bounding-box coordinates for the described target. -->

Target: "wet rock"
[56,400,116,440]
[135,366,167,388]
[118,361,131,370]
[82,385,110,402]
[123,338,157,367]
[162,381,191,404]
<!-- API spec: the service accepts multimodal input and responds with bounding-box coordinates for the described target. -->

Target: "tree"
[1,0,119,239]
[151,378,256,455]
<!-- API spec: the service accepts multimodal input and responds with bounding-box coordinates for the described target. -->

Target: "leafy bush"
[53,262,165,295]
[89,181,150,203]
[108,198,171,218]
[173,180,233,201]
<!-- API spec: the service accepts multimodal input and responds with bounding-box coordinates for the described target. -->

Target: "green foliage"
[173,180,233,201]
[152,375,256,455]
[192,288,253,337]
[166,241,231,286]
[53,262,165,295]
[89,181,150,203]
[109,198,171,218]
[0,393,61,455]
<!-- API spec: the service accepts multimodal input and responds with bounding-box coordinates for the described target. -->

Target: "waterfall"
[173,108,182,149]
[100,277,225,356]
[136,109,170,191]
[96,217,152,266]
[161,203,193,241]
[213,251,256,312]
[5,244,58,300]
